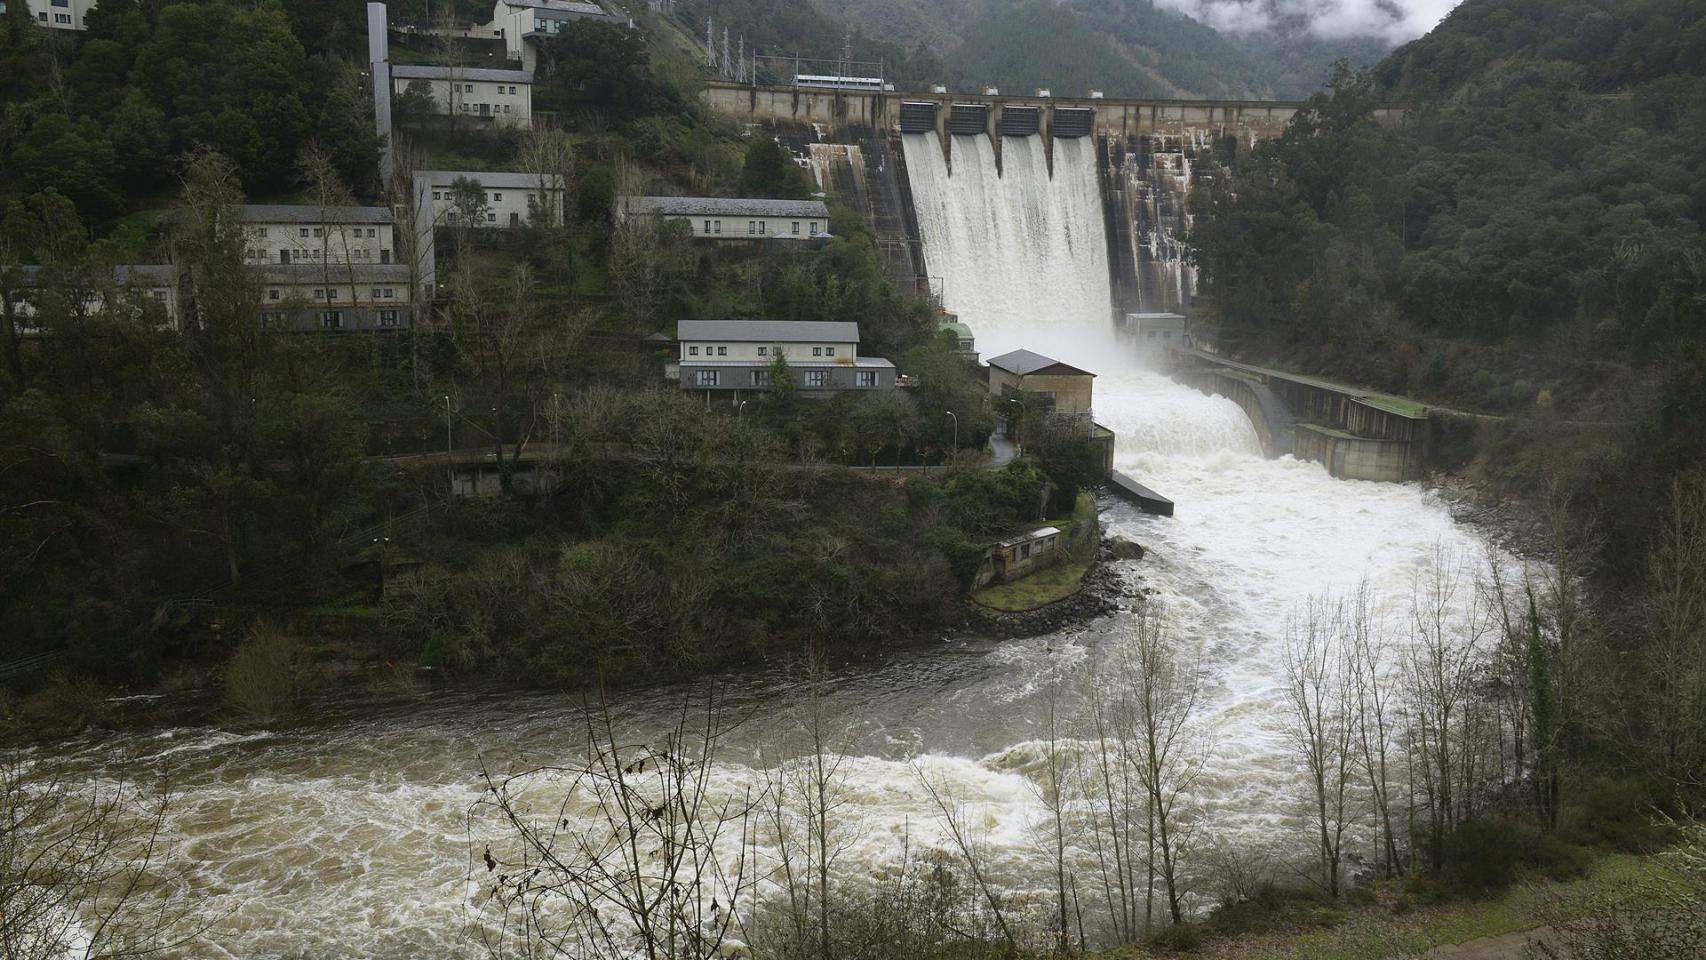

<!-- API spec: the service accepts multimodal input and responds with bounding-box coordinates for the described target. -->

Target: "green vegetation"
[972,560,1088,611]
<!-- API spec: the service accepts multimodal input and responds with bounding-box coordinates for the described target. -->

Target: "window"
[806,370,828,387]
[368,228,378,238]
[757,221,766,235]
[383,288,395,299]
[811,347,822,357]
[713,220,722,234]
[493,193,502,202]
[503,105,511,114]
[751,370,771,386]
[321,311,344,329]
[299,228,310,238]
[704,220,712,233]
[312,289,324,299]
[792,221,800,235]
[434,191,442,200]
[378,310,401,327]
[810,222,820,235]
[486,212,497,222]
[52,0,69,8]
[509,85,518,94]
[695,370,719,387]
[688,346,699,356]
[371,288,382,299]
[256,228,268,237]
[747,221,756,235]
[153,291,168,303]
[54,13,71,23]
[312,227,324,238]
[716,346,727,356]
[757,346,767,356]
[825,347,835,357]
[261,311,286,328]
[1020,543,1032,560]
[268,289,280,301]
[856,371,877,387]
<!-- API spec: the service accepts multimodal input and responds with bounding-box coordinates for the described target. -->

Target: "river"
[21,133,1507,957]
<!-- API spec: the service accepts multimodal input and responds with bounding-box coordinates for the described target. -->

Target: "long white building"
[239,205,397,267]
[17,0,96,31]
[7,264,179,331]
[391,65,534,129]
[257,264,415,333]
[413,170,567,229]
[620,197,832,242]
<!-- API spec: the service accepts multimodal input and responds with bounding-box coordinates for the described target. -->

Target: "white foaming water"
[20,132,1510,957]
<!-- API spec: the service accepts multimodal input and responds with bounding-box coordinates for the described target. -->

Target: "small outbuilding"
[976,526,1064,588]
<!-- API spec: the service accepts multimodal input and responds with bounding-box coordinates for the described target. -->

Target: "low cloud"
[1151,0,1463,43]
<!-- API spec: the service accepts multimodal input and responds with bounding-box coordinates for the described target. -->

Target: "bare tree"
[1,758,203,959]
[915,767,1019,956]
[1405,545,1494,870]
[1644,470,1706,786]
[1346,580,1404,877]
[1282,596,1356,898]
[469,688,759,960]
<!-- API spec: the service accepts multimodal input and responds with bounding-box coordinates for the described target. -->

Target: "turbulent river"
[30,133,1506,957]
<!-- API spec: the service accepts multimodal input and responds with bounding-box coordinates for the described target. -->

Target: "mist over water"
[19,131,1506,957]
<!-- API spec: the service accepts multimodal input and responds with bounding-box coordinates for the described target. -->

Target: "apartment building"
[19,0,96,31]
[256,265,414,333]
[413,170,567,229]
[620,197,832,242]
[675,320,895,398]
[488,0,615,68]
[391,65,534,128]
[6,264,179,331]
[239,205,396,267]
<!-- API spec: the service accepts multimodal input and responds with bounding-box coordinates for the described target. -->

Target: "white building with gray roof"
[239,205,397,267]
[391,64,534,128]
[621,197,832,242]
[413,170,567,229]
[488,0,616,67]
[674,320,895,399]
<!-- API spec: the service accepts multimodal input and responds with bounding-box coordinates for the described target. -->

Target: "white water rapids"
[22,133,1509,957]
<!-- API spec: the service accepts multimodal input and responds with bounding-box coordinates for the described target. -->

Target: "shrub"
[1148,921,1201,952]
[13,674,109,736]
[223,622,311,721]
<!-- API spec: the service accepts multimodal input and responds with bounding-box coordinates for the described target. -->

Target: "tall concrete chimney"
[368,3,394,185]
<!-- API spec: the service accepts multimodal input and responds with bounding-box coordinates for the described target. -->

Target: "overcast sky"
[1151,0,1464,42]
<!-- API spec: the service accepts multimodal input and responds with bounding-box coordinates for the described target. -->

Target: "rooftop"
[502,0,608,12]
[414,170,566,189]
[678,320,860,343]
[679,357,895,369]
[16,264,176,285]
[624,196,831,219]
[257,264,414,283]
[391,64,533,83]
[995,526,1063,548]
[987,348,1094,378]
[239,204,394,225]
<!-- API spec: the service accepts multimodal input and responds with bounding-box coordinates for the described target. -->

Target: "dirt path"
[1426,926,1556,959]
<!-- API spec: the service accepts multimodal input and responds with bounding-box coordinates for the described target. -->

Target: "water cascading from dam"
[13,130,1522,958]
[1120,132,1206,314]
[904,133,1112,339]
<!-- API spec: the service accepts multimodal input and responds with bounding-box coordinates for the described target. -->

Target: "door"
[381,249,391,264]
[279,249,290,264]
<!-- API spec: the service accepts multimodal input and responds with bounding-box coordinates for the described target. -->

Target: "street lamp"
[945,410,958,459]
[739,399,749,420]
[372,536,391,601]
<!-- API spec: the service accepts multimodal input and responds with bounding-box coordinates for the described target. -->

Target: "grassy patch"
[971,559,1090,612]
[1091,853,1660,960]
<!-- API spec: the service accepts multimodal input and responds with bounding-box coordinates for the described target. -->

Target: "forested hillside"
[814,0,1391,98]
[1191,0,1706,791]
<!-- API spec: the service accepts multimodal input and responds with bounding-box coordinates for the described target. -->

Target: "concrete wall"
[1291,425,1421,483]
[699,81,1403,141]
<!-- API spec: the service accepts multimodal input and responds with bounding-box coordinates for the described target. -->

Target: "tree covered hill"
[1191,0,1706,574]
[811,0,1393,98]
